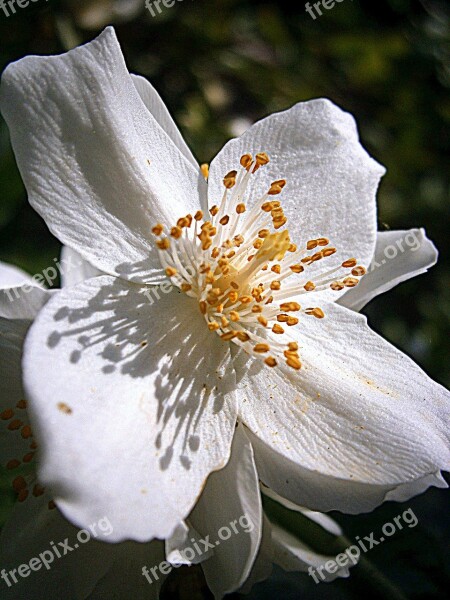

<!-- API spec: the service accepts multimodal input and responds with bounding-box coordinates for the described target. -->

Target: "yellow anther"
[223,171,237,189]
[254,343,270,353]
[287,316,299,326]
[307,240,318,250]
[236,331,251,342]
[209,205,219,216]
[305,307,325,319]
[230,311,240,322]
[257,315,268,326]
[351,266,367,277]
[152,224,163,235]
[156,238,170,250]
[194,210,203,221]
[330,281,345,291]
[255,152,270,166]
[221,331,237,341]
[343,277,359,288]
[208,321,220,331]
[322,247,337,257]
[272,324,284,334]
[181,283,192,292]
[251,305,263,313]
[199,301,207,314]
[240,153,253,170]
[201,163,209,180]
[304,281,316,291]
[288,243,297,252]
[270,281,281,291]
[277,314,289,322]
[290,264,304,273]
[280,302,301,312]
[236,203,246,214]
[268,179,287,195]
[229,291,239,303]
[170,226,183,239]
[258,229,270,238]
[288,341,299,351]
[239,295,253,304]
[342,258,357,268]
[286,356,301,370]
[221,316,230,328]
[265,356,277,367]
[165,267,177,277]
[220,215,230,226]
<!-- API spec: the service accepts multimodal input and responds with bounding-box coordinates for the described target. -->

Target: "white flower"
[0,27,448,581]
[0,258,349,599]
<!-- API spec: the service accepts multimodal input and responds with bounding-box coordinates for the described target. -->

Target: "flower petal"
[237,301,450,513]
[270,523,350,581]
[23,276,237,541]
[189,422,263,598]
[208,99,385,282]
[339,228,438,311]
[60,246,103,288]
[261,485,342,536]
[0,491,165,600]
[0,261,33,288]
[0,27,203,285]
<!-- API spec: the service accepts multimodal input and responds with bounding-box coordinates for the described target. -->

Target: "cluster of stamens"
[0,400,55,508]
[151,152,366,371]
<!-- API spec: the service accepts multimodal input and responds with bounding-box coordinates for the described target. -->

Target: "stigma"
[152,153,366,371]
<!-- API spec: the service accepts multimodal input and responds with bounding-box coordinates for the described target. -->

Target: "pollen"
[150,151,362,372]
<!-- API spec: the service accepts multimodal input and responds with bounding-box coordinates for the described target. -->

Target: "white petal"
[270,523,350,581]
[60,246,103,288]
[0,285,51,320]
[339,228,438,311]
[0,27,203,285]
[208,98,385,291]
[189,423,263,598]
[23,276,237,541]
[0,261,33,288]
[131,74,202,173]
[261,485,342,536]
[237,515,273,594]
[237,301,450,513]
[165,521,210,566]
[0,491,165,600]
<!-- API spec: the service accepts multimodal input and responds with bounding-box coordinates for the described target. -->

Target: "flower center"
[152,153,366,371]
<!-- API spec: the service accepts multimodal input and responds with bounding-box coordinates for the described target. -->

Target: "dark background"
[0,0,449,598]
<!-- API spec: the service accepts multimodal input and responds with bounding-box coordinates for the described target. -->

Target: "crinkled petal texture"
[0,27,205,285]
[0,492,165,600]
[339,228,438,311]
[208,98,385,300]
[189,423,262,598]
[236,302,450,514]
[23,276,237,542]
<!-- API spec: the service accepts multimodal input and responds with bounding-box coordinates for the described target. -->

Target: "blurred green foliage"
[0,0,449,598]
